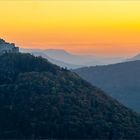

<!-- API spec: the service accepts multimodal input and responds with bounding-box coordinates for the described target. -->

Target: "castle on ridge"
[0,38,19,55]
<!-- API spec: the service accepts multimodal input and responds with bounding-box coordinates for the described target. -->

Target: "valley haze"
[1,0,140,139]
[20,48,126,69]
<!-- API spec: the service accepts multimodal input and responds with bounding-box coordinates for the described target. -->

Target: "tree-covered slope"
[0,53,140,139]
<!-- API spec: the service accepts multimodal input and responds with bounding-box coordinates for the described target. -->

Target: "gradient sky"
[0,0,140,56]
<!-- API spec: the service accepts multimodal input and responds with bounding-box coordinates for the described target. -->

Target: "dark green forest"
[0,53,140,139]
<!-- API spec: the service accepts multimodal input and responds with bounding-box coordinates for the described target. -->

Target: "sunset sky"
[0,0,140,56]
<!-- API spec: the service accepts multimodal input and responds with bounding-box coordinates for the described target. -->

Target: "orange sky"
[0,0,140,56]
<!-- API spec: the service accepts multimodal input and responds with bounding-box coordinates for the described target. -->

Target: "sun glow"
[0,0,140,56]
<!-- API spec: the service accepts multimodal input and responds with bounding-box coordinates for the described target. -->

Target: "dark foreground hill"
[0,53,140,139]
[74,61,140,113]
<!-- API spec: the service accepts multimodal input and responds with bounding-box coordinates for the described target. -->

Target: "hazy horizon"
[1,0,140,57]
[20,47,131,58]
[1,1,140,139]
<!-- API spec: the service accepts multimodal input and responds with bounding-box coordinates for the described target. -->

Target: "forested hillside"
[0,53,140,139]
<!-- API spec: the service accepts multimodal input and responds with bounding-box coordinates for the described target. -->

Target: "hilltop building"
[0,39,19,54]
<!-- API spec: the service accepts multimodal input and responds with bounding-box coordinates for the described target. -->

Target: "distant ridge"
[127,53,140,62]
[43,49,103,66]
[45,49,71,55]
[74,60,140,112]
[20,48,125,69]
[20,48,83,69]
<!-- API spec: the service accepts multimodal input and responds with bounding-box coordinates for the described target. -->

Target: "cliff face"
[0,39,19,54]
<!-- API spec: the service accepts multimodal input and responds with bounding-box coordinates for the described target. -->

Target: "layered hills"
[0,53,140,139]
[74,60,140,112]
